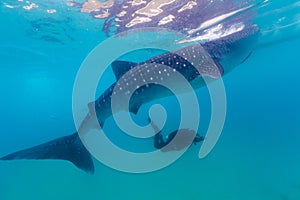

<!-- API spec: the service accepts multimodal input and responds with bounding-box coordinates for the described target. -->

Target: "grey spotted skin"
[91,44,223,127]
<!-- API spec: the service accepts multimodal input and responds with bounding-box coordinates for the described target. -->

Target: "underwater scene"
[0,0,300,199]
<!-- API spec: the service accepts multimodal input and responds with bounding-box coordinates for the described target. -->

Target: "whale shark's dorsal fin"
[0,133,95,174]
[112,60,137,80]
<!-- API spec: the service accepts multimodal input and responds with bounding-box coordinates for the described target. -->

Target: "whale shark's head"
[200,24,259,74]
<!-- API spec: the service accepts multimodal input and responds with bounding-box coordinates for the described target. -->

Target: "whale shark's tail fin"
[0,133,94,174]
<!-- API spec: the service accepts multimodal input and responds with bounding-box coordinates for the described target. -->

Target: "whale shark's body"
[0,0,259,174]
[0,39,255,174]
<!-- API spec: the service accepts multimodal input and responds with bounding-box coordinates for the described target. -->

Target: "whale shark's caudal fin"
[0,133,94,174]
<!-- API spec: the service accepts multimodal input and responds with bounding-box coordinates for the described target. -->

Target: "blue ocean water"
[0,0,300,200]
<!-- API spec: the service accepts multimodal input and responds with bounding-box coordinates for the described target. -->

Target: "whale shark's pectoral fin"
[112,60,137,80]
[0,133,95,174]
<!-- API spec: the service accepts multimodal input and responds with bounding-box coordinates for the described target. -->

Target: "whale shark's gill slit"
[0,133,95,174]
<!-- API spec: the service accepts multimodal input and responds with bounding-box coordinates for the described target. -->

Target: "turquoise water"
[1,0,300,199]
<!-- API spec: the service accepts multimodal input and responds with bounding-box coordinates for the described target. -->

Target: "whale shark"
[0,38,256,174]
[0,0,260,174]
